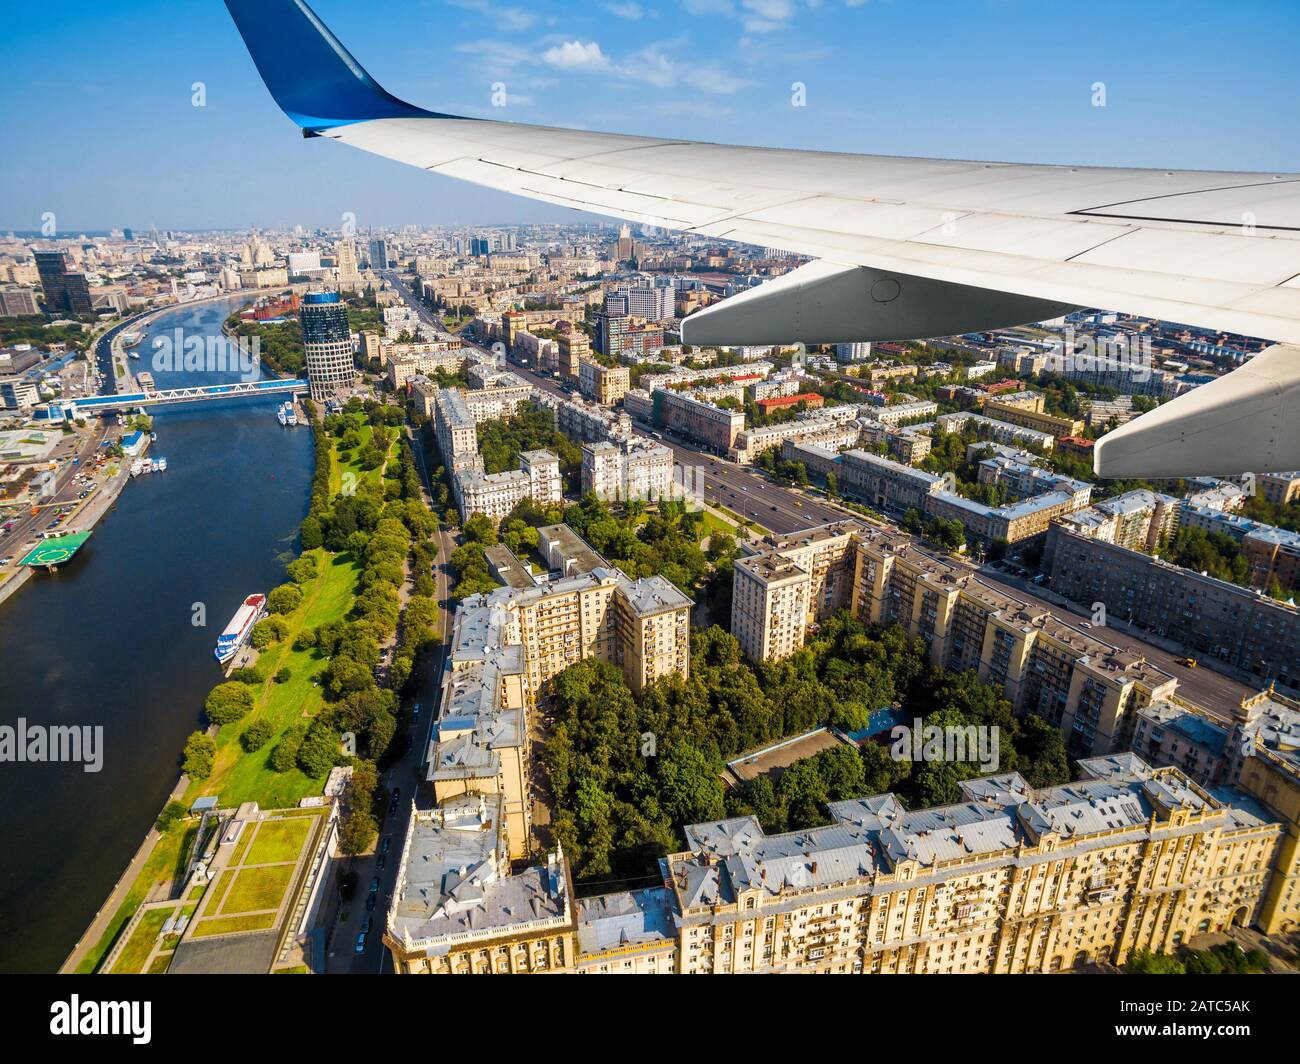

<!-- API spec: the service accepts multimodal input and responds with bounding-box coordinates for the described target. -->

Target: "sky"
[2,0,1297,232]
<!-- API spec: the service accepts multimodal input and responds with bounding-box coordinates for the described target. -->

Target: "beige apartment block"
[391,756,1289,974]
[578,357,631,406]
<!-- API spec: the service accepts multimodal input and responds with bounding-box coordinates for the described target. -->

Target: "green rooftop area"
[20,531,92,568]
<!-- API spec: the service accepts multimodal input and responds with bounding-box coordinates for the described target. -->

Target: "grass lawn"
[184,414,396,809]
[245,818,311,865]
[191,912,278,938]
[695,509,738,539]
[75,821,197,974]
[220,864,295,915]
[201,869,235,918]
[109,906,178,975]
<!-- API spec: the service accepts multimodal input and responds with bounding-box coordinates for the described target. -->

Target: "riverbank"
[55,406,406,974]
[0,297,317,974]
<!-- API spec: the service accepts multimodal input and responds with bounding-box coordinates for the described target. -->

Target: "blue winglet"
[224,0,453,132]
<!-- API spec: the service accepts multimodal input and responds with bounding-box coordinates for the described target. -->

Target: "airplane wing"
[224,0,1300,477]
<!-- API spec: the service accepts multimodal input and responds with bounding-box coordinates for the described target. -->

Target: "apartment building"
[1044,524,1300,692]
[544,392,633,445]
[581,436,674,502]
[861,399,939,427]
[392,754,1293,973]
[732,520,1175,755]
[457,449,562,523]
[557,330,592,382]
[661,757,1281,973]
[1258,471,1300,506]
[432,386,479,473]
[858,421,932,465]
[653,388,745,454]
[384,794,576,974]
[983,394,1084,438]
[578,357,631,406]
[1052,489,1181,556]
[732,417,859,464]
[835,450,946,513]
[461,366,533,423]
[1178,504,1300,591]
[933,411,1056,452]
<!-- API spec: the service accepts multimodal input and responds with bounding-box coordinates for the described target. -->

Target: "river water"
[0,296,315,972]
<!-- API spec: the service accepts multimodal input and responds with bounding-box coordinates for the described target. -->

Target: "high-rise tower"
[300,291,356,401]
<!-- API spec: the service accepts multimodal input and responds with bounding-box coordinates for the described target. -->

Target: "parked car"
[365,894,376,912]
[354,932,368,953]
[360,915,372,934]
[376,854,387,871]
[380,836,392,855]
[369,877,380,893]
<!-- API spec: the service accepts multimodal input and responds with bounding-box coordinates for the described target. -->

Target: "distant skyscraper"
[336,237,361,291]
[368,237,389,270]
[123,228,134,242]
[616,224,634,262]
[470,236,490,258]
[300,291,356,401]
[35,250,93,316]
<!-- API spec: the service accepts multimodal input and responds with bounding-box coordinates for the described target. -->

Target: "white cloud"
[542,40,613,72]
[447,0,538,33]
[603,1,646,18]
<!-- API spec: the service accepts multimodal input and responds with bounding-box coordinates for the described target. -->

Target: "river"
[0,296,315,973]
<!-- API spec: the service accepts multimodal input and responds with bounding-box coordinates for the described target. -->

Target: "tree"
[182,732,216,779]
[299,515,324,550]
[204,682,255,726]
[156,800,188,833]
[270,723,307,773]
[241,718,275,752]
[297,720,341,778]
[267,583,304,615]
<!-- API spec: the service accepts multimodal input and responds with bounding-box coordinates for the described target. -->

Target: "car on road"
[365,894,377,912]
[369,876,380,893]
[360,915,372,934]
[381,835,392,854]
[354,932,368,953]
[390,787,400,814]
[1176,656,1199,668]
[412,702,421,720]
[376,854,387,871]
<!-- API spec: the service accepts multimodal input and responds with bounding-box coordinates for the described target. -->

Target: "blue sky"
[2,0,1297,231]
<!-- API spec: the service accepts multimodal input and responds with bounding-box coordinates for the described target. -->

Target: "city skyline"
[3,0,1299,230]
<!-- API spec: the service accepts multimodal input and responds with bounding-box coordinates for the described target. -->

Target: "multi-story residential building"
[1177,504,1300,591]
[861,399,939,427]
[650,388,745,454]
[731,417,858,464]
[596,311,663,359]
[0,377,40,412]
[983,394,1084,438]
[300,291,356,401]
[391,754,1296,972]
[578,357,631,406]
[660,757,1281,973]
[581,436,674,502]
[858,421,932,465]
[835,450,946,513]
[458,449,562,523]
[609,279,674,322]
[734,520,1176,756]
[386,346,471,388]
[384,794,576,974]
[1258,471,1300,506]
[1045,524,1300,693]
[431,386,479,474]
[546,393,631,445]
[975,456,1092,508]
[932,412,1056,452]
[1052,489,1181,556]
[461,364,533,422]
[557,331,591,381]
